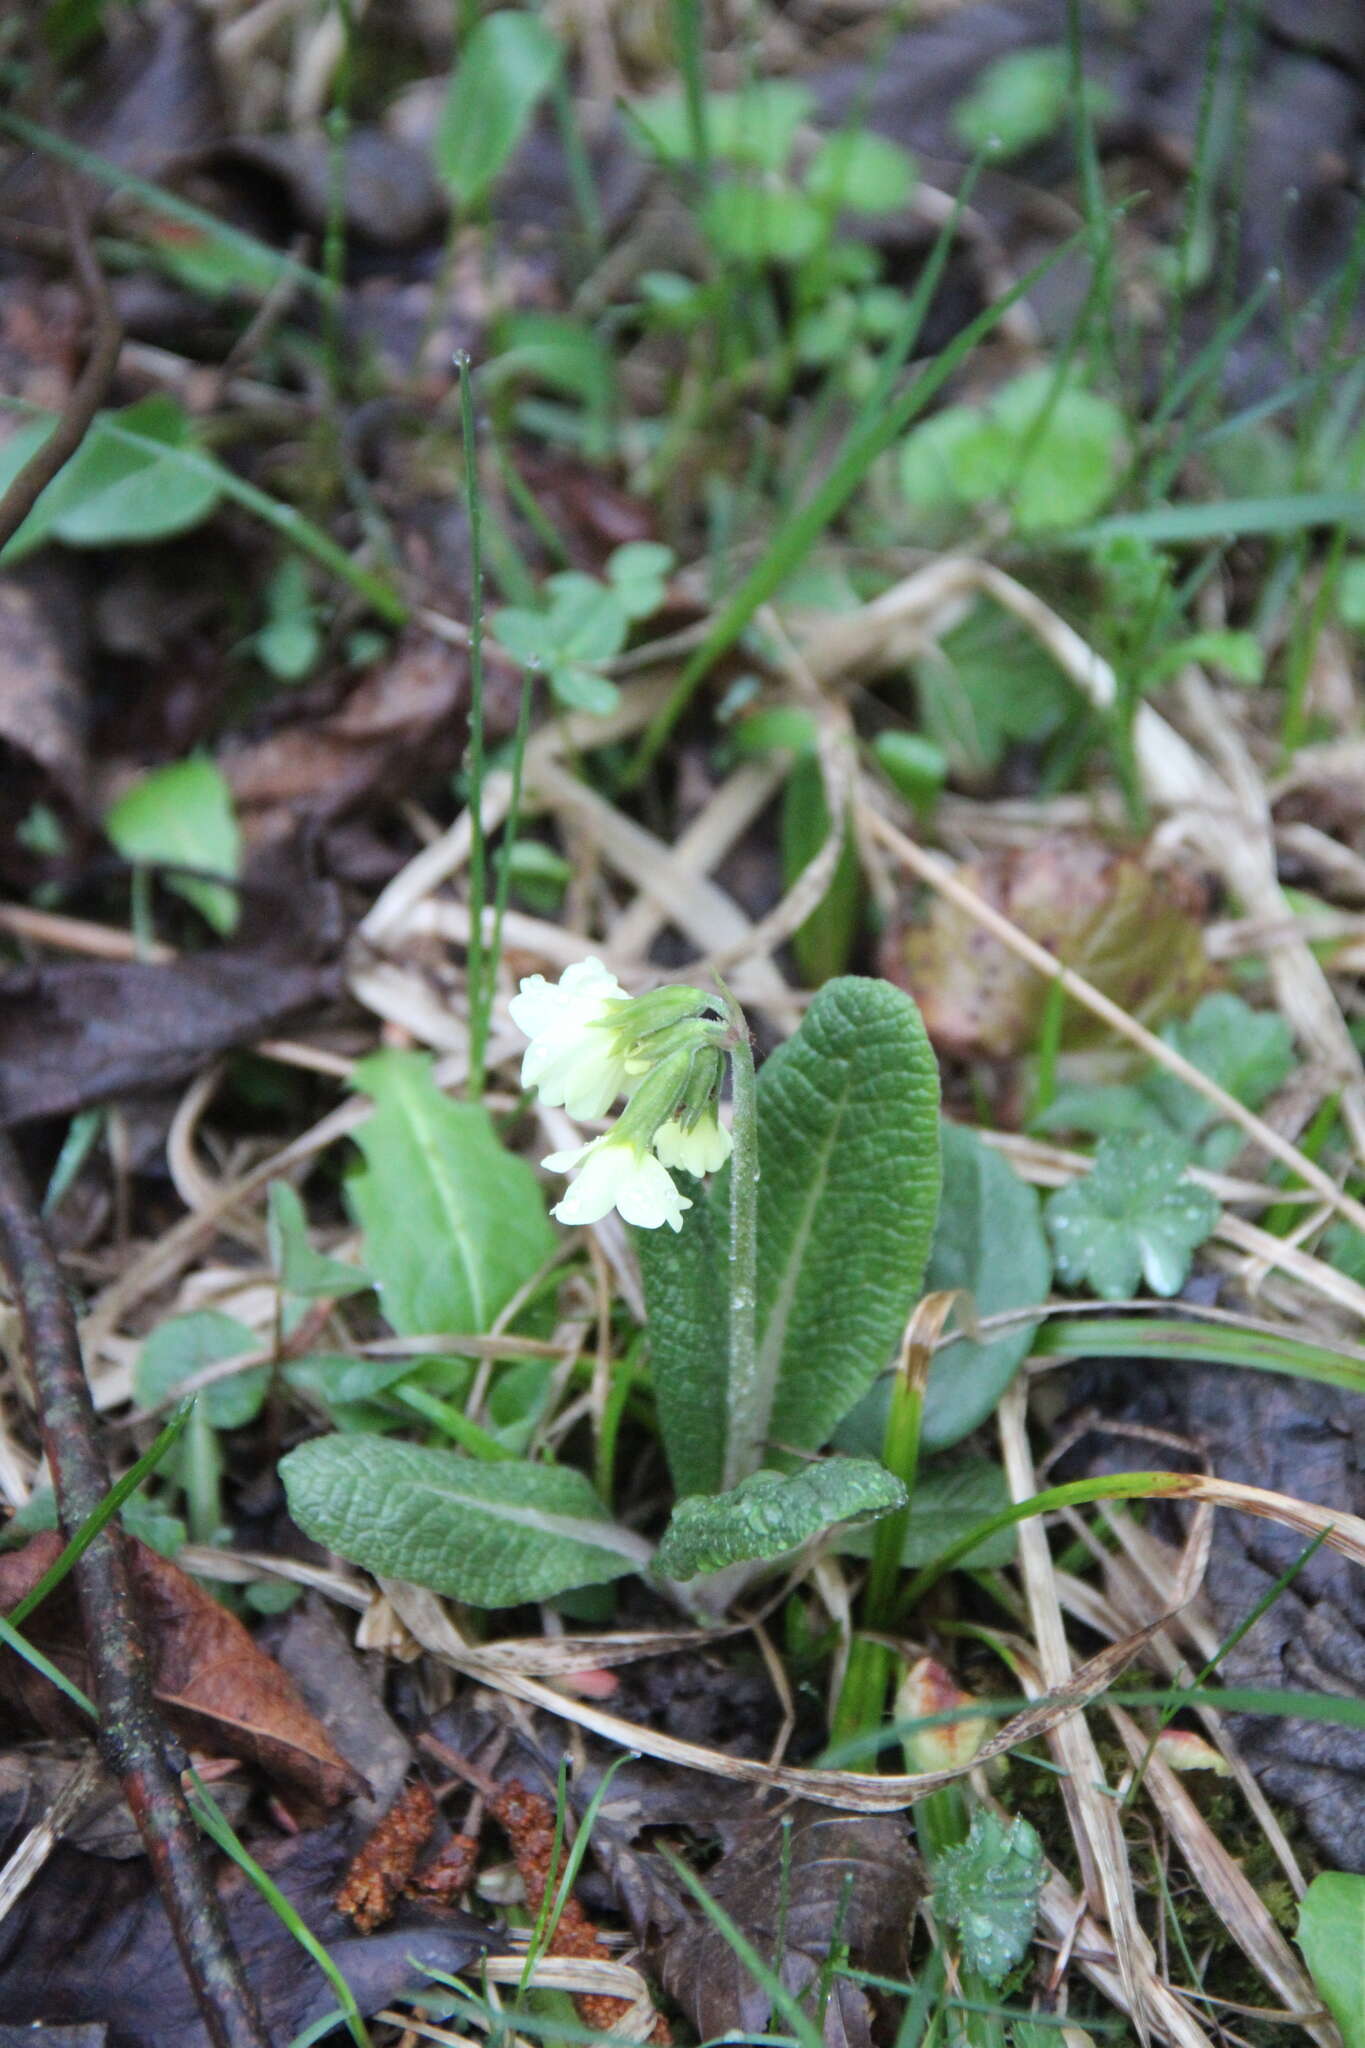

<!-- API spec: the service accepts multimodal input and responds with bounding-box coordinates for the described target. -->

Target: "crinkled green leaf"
[1046,1132,1219,1300]
[640,978,941,1496]
[105,755,241,936]
[1043,993,1295,1171]
[280,1436,648,1606]
[283,1352,417,1416]
[133,1311,265,1430]
[543,573,629,661]
[654,1458,904,1581]
[900,370,1125,535]
[839,1452,1016,1567]
[434,11,561,205]
[931,1808,1044,1985]
[636,1174,727,1498]
[267,1181,371,1299]
[487,311,615,416]
[348,1048,555,1335]
[1152,991,1294,1126]
[1298,1873,1365,2048]
[545,660,620,714]
[911,598,1075,782]
[495,573,626,714]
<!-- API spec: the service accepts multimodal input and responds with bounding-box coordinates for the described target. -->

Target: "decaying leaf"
[0,1819,494,2047]
[656,1805,921,2047]
[0,950,337,1126]
[883,837,1212,1061]
[0,575,89,839]
[0,1533,366,1807]
[224,633,511,848]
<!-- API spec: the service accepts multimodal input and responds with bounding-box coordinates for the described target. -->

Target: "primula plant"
[280,967,965,1615]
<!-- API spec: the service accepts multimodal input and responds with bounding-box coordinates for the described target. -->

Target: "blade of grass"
[1075,490,1365,544]
[1027,1311,1365,1394]
[892,1467,1320,1619]
[822,1678,1365,1772]
[1156,0,1230,405]
[190,1770,372,2048]
[1064,0,1118,384]
[1122,1527,1330,1809]
[628,175,1090,780]
[659,1845,828,2048]
[0,111,328,302]
[7,1397,194,1628]
[670,0,711,182]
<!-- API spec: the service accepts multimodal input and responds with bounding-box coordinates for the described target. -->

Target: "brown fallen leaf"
[884,836,1213,1061]
[224,633,498,850]
[0,575,90,845]
[0,950,339,1127]
[0,1533,366,1807]
[656,1804,921,2048]
[0,1819,494,2048]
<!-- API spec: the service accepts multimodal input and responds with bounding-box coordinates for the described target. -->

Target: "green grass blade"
[630,210,1094,778]
[0,1610,98,1717]
[190,1771,372,2048]
[660,1846,828,2048]
[0,111,328,302]
[7,1399,194,1628]
[1030,1311,1365,1393]
[1076,490,1365,544]
[895,1468,1205,1615]
[0,1611,369,2043]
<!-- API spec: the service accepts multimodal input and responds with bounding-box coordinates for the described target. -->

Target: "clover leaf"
[1041,992,1294,1170]
[1045,1131,1219,1300]
[606,541,674,621]
[494,570,627,713]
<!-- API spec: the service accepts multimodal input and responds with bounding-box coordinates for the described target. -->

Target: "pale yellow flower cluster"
[509,958,730,1231]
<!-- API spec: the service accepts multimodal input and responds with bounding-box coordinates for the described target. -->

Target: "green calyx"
[612,985,726,1070]
[612,1048,699,1149]
[674,1046,725,1130]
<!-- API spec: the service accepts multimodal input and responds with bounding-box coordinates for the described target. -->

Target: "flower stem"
[459,352,489,1100]
[722,997,760,1490]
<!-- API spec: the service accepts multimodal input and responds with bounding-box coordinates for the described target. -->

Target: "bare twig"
[0,1137,270,2047]
[0,162,266,2043]
[0,174,121,544]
